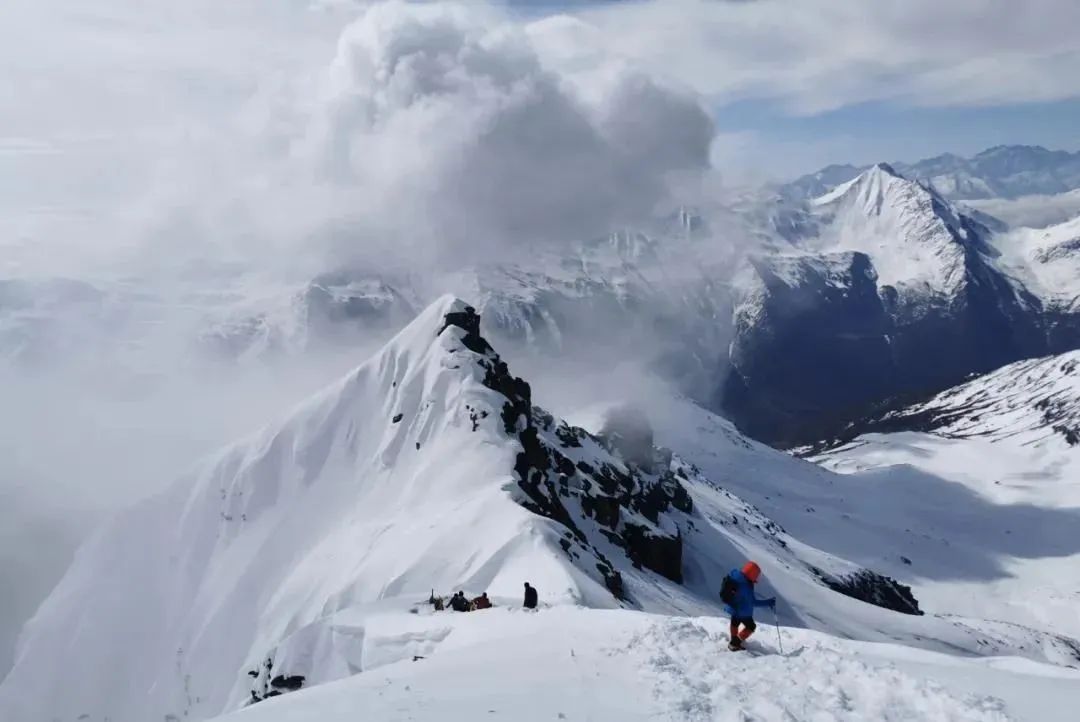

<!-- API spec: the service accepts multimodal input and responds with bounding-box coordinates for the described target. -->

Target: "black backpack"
[719,574,737,605]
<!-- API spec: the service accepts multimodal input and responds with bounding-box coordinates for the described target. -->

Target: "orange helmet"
[742,561,762,583]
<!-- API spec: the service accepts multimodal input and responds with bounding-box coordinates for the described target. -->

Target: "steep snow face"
[211,606,1080,722]
[780,163,864,201]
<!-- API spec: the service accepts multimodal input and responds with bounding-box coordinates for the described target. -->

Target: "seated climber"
[471,592,492,610]
[429,589,445,611]
[450,591,470,613]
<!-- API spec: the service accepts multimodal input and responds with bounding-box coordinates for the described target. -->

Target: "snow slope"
[871,349,1080,449]
[811,350,1080,640]
[572,388,1080,655]
[214,605,1080,722]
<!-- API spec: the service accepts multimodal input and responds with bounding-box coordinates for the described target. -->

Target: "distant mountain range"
[784,145,1080,202]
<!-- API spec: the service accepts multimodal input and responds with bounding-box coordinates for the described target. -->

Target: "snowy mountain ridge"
[7,296,1080,722]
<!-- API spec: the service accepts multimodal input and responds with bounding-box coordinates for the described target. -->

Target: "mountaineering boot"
[728,638,743,652]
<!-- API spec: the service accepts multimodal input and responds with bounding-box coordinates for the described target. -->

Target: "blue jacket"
[724,568,775,619]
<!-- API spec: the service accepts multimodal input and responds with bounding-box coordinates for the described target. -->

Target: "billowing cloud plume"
[281,1,715,268]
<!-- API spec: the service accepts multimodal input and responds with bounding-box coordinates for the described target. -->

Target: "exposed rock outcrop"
[440,306,694,596]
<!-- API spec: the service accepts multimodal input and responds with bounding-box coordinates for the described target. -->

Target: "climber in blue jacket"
[720,561,776,650]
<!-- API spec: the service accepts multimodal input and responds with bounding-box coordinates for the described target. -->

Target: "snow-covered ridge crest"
[0,295,694,722]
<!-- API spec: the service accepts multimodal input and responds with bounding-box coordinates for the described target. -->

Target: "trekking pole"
[772,607,784,655]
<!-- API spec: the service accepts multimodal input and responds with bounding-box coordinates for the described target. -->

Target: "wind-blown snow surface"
[214,606,1080,722]
[6,297,1080,722]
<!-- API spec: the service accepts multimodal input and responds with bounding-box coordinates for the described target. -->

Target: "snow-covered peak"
[810,162,911,209]
[813,162,929,214]
[806,162,987,293]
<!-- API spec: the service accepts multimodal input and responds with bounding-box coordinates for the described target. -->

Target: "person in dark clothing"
[722,561,775,650]
[450,591,469,612]
[523,582,538,609]
[471,593,492,610]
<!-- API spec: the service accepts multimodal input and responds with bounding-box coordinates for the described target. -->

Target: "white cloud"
[280,1,715,268]
[0,0,716,276]
[559,0,1080,114]
[966,189,1080,229]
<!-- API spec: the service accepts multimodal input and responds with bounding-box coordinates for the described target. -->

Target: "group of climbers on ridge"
[432,582,539,613]
[442,590,491,612]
